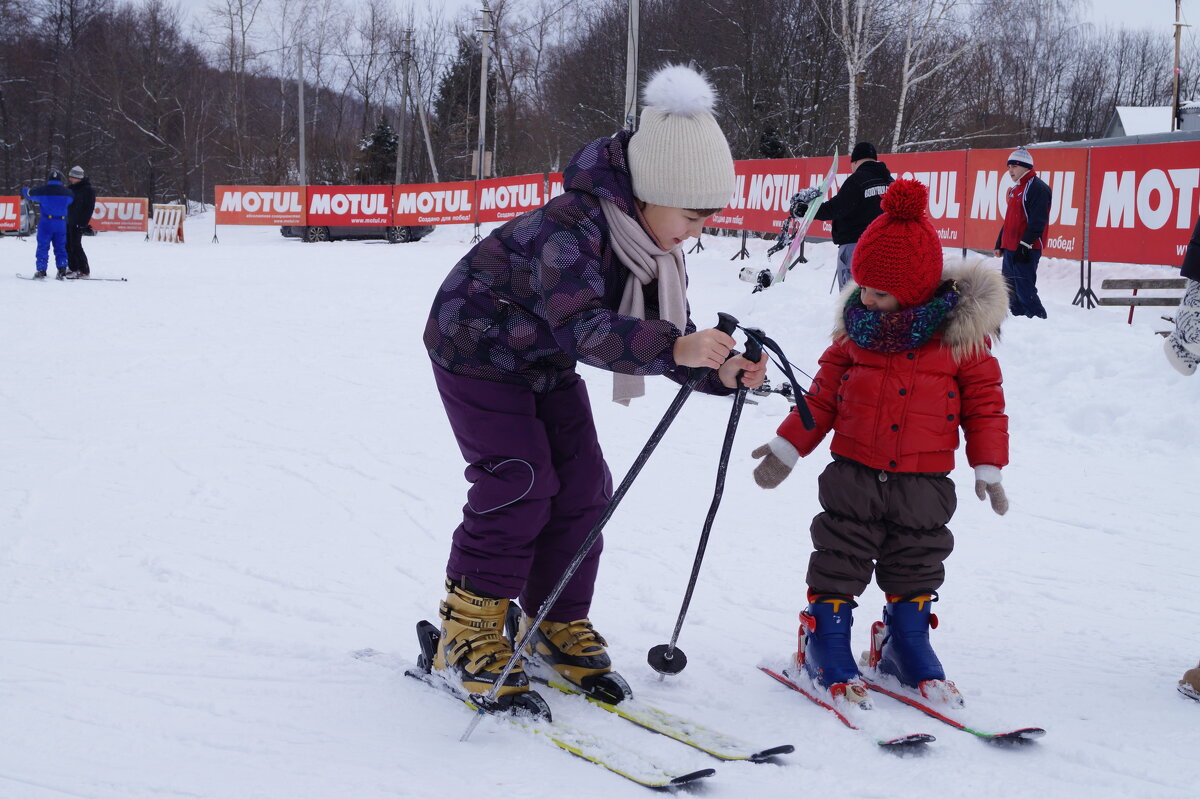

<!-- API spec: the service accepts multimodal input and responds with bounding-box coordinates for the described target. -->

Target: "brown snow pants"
[806,456,956,597]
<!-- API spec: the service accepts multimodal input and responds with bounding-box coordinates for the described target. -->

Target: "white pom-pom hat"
[627,64,735,211]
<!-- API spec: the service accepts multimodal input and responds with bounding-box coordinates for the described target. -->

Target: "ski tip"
[748,744,795,762]
[989,727,1046,742]
[880,733,936,747]
[667,768,716,787]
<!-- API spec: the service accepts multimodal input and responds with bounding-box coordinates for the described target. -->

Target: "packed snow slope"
[2,217,1197,799]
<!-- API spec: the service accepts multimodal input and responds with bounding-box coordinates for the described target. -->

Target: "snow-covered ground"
[2,216,1197,798]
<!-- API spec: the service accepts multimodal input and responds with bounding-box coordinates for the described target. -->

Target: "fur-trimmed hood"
[832,257,1008,361]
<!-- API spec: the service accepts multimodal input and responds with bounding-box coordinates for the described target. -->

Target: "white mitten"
[973,465,1009,515]
[751,437,800,489]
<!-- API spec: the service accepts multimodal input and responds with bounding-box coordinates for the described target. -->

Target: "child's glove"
[973,465,1009,515]
[751,437,800,488]
[1014,242,1033,263]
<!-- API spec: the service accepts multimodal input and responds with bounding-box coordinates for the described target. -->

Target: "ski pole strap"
[740,326,816,431]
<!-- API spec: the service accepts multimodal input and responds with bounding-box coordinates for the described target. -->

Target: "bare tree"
[811,0,892,148]
[889,0,972,151]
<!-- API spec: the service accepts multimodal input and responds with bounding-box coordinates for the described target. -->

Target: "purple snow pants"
[432,364,613,621]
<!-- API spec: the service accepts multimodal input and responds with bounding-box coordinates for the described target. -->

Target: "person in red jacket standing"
[751,179,1010,710]
[993,147,1051,318]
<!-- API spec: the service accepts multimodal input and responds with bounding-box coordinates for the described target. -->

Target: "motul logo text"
[970,171,1080,226]
[395,190,473,214]
[1095,168,1199,230]
[309,193,390,215]
[0,202,15,221]
[479,182,541,210]
[94,201,146,221]
[221,191,302,213]
[894,171,961,219]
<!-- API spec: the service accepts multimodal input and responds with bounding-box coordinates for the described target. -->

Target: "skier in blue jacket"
[23,169,75,279]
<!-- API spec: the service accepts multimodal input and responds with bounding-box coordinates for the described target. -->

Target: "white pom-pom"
[642,64,716,117]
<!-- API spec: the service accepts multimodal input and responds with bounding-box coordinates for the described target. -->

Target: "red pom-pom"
[880,178,928,222]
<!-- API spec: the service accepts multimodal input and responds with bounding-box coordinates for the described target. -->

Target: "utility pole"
[1172,0,1187,131]
[623,0,639,130]
[298,41,307,185]
[395,29,412,184]
[474,5,494,181]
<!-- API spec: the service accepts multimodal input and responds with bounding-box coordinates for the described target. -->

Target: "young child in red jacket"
[751,179,1010,709]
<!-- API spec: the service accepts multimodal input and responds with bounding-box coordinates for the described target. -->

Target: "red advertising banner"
[1088,140,1200,265]
[216,186,305,225]
[306,185,392,226]
[964,148,1087,260]
[0,195,18,231]
[711,157,833,235]
[548,173,564,200]
[92,197,149,232]
[392,181,475,226]
[476,173,546,224]
[881,150,968,247]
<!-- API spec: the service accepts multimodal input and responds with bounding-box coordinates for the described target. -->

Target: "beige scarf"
[600,198,689,405]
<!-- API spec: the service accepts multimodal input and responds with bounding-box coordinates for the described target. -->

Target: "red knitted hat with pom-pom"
[850,178,943,307]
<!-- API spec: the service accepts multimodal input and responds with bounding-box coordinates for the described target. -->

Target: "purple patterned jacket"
[424,130,731,397]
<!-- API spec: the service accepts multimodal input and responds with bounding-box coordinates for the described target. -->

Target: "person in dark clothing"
[993,147,1051,318]
[66,165,96,278]
[422,65,766,710]
[793,141,894,290]
[1163,215,1200,375]
[23,169,74,279]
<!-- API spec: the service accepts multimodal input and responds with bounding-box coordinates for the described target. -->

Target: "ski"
[775,149,840,285]
[759,665,934,748]
[365,622,717,790]
[531,666,793,763]
[403,665,714,788]
[15,272,125,281]
[862,677,1045,742]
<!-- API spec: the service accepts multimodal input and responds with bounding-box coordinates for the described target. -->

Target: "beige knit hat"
[627,65,735,210]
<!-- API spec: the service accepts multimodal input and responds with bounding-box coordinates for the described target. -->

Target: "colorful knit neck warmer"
[843,283,960,352]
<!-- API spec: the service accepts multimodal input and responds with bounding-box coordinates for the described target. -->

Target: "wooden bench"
[1097,278,1186,325]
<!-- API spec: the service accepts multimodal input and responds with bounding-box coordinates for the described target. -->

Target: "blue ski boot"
[867,593,962,707]
[796,593,870,707]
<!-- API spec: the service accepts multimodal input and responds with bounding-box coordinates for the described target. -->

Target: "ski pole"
[647,329,763,676]
[460,312,741,742]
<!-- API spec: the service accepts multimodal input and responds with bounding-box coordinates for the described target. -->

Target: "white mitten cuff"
[768,436,800,468]
[974,465,1002,484]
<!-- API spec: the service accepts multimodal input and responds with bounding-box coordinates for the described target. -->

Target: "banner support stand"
[730,230,750,260]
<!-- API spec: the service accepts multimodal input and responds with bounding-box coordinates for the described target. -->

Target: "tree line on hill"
[1,0,1194,203]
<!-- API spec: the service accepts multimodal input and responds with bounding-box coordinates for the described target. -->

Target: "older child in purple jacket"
[422,65,765,708]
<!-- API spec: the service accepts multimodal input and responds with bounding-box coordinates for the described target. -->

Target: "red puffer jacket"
[778,261,1009,473]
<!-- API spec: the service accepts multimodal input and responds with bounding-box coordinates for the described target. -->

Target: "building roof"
[1106,106,1175,137]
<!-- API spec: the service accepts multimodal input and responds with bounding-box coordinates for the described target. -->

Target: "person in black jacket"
[794,141,894,290]
[992,147,1051,318]
[1164,215,1200,375]
[66,165,96,278]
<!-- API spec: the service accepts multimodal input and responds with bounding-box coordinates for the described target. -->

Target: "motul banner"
[306,186,392,226]
[215,186,305,225]
[392,181,474,225]
[964,148,1088,260]
[548,173,565,200]
[1088,140,1200,265]
[476,173,546,224]
[881,151,968,247]
[710,157,834,235]
[0,195,18,231]
[92,197,149,232]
